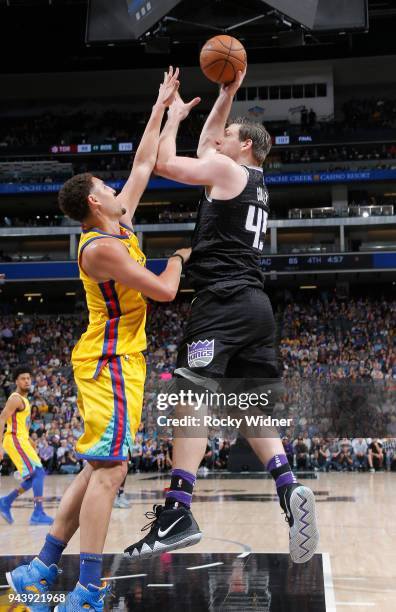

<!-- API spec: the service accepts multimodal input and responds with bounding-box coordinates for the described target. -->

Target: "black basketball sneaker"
[124,504,202,558]
[279,484,319,564]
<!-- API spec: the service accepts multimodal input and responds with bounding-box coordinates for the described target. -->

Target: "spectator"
[216,440,231,469]
[368,438,384,472]
[293,436,309,470]
[352,438,368,471]
[382,438,396,471]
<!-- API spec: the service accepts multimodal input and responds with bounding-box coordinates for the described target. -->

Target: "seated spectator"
[56,439,69,470]
[328,439,343,471]
[311,438,330,472]
[382,438,396,471]
[352,438,368,471]
[38,438,55,473]
[338,442,354,471]
[59,449,80,474]
[368,438,384,472]
[129,440,143,473]
[293,436,309,470]
[153,443,166,472]
[216,440,231,469]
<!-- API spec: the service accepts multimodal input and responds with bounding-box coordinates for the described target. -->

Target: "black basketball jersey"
[186,165,269,297]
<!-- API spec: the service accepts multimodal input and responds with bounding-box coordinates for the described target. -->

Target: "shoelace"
[141,504,164,533]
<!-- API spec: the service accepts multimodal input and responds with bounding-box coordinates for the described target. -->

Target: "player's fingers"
[187,97,201,110]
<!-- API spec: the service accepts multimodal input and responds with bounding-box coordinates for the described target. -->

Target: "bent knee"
[89,460,127,488]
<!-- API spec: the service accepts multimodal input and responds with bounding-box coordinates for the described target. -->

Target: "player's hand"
[156,66,180,108]
[221,66,247,97]
[167,92,201,122]
[174,247,192,264]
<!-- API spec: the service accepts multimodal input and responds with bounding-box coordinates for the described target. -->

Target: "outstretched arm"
[197,68,246,159]
[117,67,180,224]
[155,93,240,188]
[82,238,191,302]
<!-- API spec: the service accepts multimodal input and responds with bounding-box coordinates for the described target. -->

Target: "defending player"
[125,73,319,564]
[0,365,54,525]
[6,68,190,611]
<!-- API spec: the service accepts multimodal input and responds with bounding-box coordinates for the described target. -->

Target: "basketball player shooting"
[125,70,319,564]
[5,68,191,611]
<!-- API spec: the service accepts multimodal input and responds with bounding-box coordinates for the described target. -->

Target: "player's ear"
[241,138,253,153]
[87,193,99,207]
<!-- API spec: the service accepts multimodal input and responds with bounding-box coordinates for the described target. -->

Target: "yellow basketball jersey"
[5,393,31,439]
[72,223,147,378]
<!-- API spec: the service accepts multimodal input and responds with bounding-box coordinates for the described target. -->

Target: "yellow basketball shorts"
[74,353,146,461]
[3,433,42,479]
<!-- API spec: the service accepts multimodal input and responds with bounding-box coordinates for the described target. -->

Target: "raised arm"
[154,93,243,189]
[0,395,23,460]
[197,68,246,159]
[117,67,180,223]
[82,238,191,302]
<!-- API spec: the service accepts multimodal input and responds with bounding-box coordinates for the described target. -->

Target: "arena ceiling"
[0,0,396,73]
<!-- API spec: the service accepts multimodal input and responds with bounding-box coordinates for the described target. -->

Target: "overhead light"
[24,293,42,297]
[66,292,76,296]
[40,298,44,303]
[17,312,24,316]
[300,285,317,289]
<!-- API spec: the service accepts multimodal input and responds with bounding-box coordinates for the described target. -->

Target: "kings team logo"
[187,339,215,368]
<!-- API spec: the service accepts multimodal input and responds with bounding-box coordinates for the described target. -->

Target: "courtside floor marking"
[187,562,224,570]
[335,603,375,607]
[322,552,337,612]
[103,574,147,580]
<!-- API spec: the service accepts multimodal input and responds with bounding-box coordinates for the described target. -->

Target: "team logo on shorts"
[187,339,215,368]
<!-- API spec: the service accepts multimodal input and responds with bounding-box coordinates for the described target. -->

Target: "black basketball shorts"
[176,286,281,380]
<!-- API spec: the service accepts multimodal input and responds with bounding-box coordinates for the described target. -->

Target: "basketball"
[200,35,247,84]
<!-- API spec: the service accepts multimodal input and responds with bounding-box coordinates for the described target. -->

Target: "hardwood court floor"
[0,472,395,611]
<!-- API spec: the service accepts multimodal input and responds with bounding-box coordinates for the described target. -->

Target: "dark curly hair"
[58,173,94,222]
[230,117,272,165]
[13,364,31,381]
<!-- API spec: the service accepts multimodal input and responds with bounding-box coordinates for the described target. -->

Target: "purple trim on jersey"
[120,222,134,232]
[79,235,108,257]
[82,227,129,239]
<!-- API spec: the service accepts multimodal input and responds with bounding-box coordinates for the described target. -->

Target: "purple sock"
[165,468,196,509]
[267,454,297,492]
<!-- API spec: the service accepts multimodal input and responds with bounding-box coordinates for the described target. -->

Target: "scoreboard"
[260,252,396,273]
